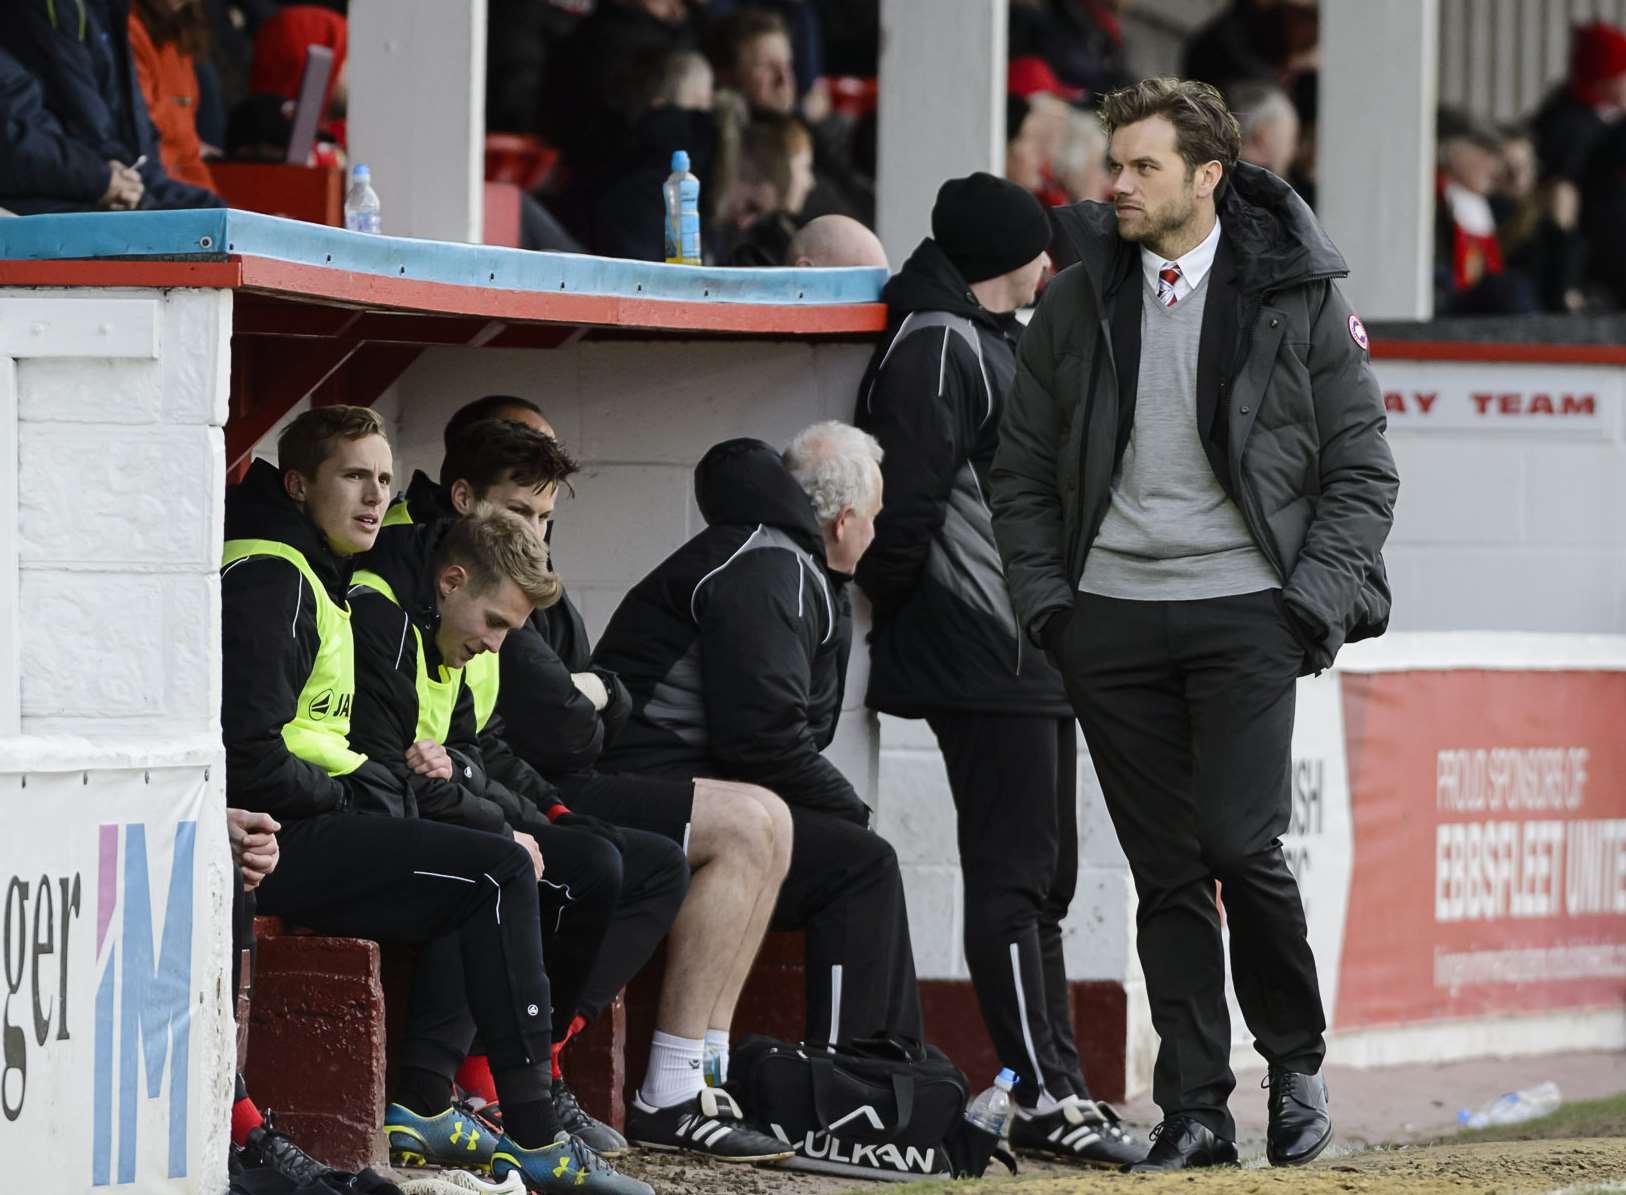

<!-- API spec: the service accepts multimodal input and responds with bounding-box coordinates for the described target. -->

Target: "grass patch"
[1451,1091,1626,1144]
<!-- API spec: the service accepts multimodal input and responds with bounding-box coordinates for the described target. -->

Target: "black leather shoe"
[1124,1115,1239,1172]
[1265,1068,1333,1166]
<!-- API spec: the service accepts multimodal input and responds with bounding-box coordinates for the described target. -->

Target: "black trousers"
[414,822,690,1073]
[770,807,924,1045]
[1057,589,1325,1138]
[926,713,1086,1106]
[256,815,555,1104]
[577,826,689,1024]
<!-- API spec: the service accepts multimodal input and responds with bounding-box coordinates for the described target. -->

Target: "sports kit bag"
[727,1034,1014,1181]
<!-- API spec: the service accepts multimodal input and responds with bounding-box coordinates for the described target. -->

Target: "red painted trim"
[1371,338,1626,365]
[235,256,887,335]
[0,259,244,288]
[0,254,886,335]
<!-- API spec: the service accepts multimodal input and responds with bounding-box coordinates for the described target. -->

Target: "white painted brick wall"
[1,287,232,1192]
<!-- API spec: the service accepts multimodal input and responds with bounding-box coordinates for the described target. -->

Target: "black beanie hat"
[931,172,1051,284]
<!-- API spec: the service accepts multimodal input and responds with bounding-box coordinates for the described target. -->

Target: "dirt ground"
[606,1083,1626,1195]
[607,1136,1626,1195]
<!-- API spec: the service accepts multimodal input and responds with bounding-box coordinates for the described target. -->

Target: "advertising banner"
[1334,668,1626,1027]
[1371,360,1621,438]
[0,763,223,1192]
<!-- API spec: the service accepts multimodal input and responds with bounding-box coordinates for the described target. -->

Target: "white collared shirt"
[1140,217,1222,305]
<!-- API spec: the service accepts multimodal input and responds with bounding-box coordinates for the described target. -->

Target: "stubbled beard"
[1120,192,1198,250]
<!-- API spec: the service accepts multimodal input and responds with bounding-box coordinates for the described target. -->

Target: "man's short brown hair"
[434,504,561,610]
[1100,77,1242,197]
[277,405,388,478]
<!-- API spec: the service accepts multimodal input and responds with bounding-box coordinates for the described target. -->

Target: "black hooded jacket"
[348,519,552,839]
[991,163,1399,674]
[593,440,866,824]
[854,238,1071,718]
[221,460,405,821]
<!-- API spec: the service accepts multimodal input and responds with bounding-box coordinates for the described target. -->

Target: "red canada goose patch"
[1348,313,1369,350]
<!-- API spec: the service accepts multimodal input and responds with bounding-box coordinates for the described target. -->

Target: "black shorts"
[558,772,696,853]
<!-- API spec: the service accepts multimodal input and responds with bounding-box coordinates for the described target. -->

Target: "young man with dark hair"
[367,420,690,1163]
[222,406,650,1195]
[395,404,793,1163]
[992,77,1397,1172]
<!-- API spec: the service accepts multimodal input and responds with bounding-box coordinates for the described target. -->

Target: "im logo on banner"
[1,766,211,1192]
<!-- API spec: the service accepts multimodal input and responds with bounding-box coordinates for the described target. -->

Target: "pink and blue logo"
[92,822,195,1186]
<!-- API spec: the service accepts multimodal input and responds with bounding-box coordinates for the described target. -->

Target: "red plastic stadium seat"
[485,132,559,192]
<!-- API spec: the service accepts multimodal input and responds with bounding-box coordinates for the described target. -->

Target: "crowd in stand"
[5,0,1626,308]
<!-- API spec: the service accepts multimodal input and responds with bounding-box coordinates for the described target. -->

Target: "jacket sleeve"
[989,280,1076,646]
[478,713,563,837]
[854,328,977,618]
[220,557,349,819]
[349,591,509,835]
[696,550,869,824]
[496,618,608,780]
[1284,282,1400,660]
[0,49,108,203]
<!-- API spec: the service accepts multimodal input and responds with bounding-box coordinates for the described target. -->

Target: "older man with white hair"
[594,422,923,1057]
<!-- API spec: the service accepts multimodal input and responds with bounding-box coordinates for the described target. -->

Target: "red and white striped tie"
[1157,262,1182,307]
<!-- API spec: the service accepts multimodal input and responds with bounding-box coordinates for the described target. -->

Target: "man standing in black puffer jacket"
[854,172,1142,1170]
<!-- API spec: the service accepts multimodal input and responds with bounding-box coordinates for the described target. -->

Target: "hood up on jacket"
[224,458,354,603]
[694,438,826,564]
[881,237,1013,329]
[1050,160,1348,302]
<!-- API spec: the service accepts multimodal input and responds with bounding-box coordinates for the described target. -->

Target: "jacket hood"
[694,438,824,559]
[403,469,454,523]
[224,458,354,602]
[1050,161,1347,300]
[882,238,1002,327]
[355,518,448,650]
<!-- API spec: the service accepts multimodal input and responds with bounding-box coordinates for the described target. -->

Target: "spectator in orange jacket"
[129,0,215,191]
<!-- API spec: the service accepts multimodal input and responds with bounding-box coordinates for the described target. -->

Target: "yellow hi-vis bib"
[351,569,462,744]
[222,538,367,777]
[374,498,503,733]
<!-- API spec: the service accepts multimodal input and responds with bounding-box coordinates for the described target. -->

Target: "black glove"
[554,811,627,854]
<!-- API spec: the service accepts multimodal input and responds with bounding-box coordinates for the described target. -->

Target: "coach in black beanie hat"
[931,171,1051,284]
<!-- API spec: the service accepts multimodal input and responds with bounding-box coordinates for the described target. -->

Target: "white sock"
[1032,1090,1063,1116]
[639,1031,704,1109]
[703,1029,730,1085]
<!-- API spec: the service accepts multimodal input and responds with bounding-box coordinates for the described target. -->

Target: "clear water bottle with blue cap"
[663,149,701,265]
[964,1067,1018,1137]
[345,164,382,234]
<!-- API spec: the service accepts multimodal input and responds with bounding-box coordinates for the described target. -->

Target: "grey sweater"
[1078,271,1280,599]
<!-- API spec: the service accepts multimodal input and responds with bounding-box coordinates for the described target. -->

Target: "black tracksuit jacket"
[593,439,868,825]
[221,460,405,821]
[348,518,558,840]
[854,238,1071,719]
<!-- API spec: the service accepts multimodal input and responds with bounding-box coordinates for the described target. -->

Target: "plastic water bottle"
[662,149,701,265]
[1457,1080,1561,1129]
[344,164,382,234]
[964,1068,1018,1137]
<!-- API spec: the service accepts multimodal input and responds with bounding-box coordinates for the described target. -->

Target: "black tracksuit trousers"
[926,712,1087,1107]
[410,822,690,1076]
[255,814,556,1105]
[1056,590,1326,1139]
[770,807,924,1044]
